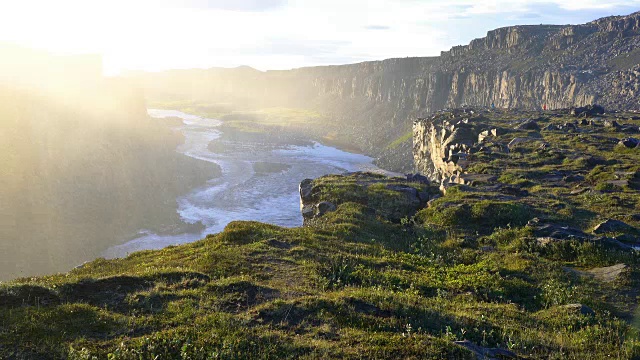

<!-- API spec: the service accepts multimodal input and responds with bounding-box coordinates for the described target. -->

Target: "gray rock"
[528,218,590,241]
[570,187,590,195]
[299,179,313,204]
[405,173,430,184]
[563,174,584,182]
[560,303,595,316]
[508,137,532,149]
[478,130,490,143]
[571,105,605,117]
[615,234,640,243]
[454,340,518,359]
[587,263,628,283]
[604,119,622,129]
[315,201,337,216]
[515,119,540,130]
[618,137,640,148]
[593,219,636,234]
[301,205,315,220]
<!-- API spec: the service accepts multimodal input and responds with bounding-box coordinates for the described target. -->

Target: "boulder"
[454,340,518,359]
[528,218,591,241]
[299,179,313,206]
[618,137,640,148]
[508,137,532,149]
[570,187,590,195]
[315,201,337,216]
[478,130,490,143]
[586,263,628,283]
[560,303,595,316]
[301,205,315,220]
[405,173,430,184]
[593,219,636,234]
[515,119,540,130]
[604,119,621,129]
[571,104,605,117]
[615,234,640,244]
[622,126,640,134]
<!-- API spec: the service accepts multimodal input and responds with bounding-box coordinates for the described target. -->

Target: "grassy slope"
[2,110,640,359]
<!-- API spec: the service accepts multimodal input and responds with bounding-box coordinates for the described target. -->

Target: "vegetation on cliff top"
[2,108,640,359]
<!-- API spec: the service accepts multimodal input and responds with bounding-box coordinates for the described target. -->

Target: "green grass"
[3,108,640,358]
[1,171,638,359]
[385,130,413,150]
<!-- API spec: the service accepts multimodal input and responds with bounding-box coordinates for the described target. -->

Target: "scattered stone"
[454,173,498,186]
[587,263,628,283]
[405,173,430,184]
[266,239,292,249]
[570,187,590,195]
[427,198,439,208]
[615,234,640,244]
[560,303,596,316]
[593,219,636,234]
[604,119,622,129]
[618,137,640,148]
[478,130,490,143]
[528,218,590,241]
[299,179,313,205]
[537,142,551,150]
[386,184,424,206]
[315,201,337,216]
[563,174,584,182]
[499,185,529,197]
[454,340,519,359]
[301,205,315,220]
[571,104,605,117]
[515,119,540,130]
[418,191,430,202]
[622,126,640,134]
[605,179,628,188]
[508,137,532,149]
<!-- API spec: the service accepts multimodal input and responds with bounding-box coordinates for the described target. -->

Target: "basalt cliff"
[132,12,640,171]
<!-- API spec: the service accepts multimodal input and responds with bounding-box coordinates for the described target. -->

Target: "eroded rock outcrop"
[412,107,506,185]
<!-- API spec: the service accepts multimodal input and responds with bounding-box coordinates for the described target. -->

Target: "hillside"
[2,108,639,359]
[129,12,640,172]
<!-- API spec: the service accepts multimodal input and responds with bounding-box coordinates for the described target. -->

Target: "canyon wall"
[133,11,640,171]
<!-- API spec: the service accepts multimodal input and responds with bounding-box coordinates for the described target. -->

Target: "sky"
[0,0,638,75]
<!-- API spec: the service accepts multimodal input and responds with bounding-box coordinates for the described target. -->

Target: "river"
[102,109,391,258]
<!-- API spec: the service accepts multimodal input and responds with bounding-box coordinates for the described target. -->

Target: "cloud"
[167,0,288,12]
[365,25,391,30]
[0,0,638,73]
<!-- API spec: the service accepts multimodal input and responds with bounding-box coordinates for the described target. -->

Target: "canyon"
[132,11,640,172]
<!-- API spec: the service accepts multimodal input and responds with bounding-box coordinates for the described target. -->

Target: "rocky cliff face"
[413,108,484,182]
[133,11,640,172]
[413,105,640,184]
